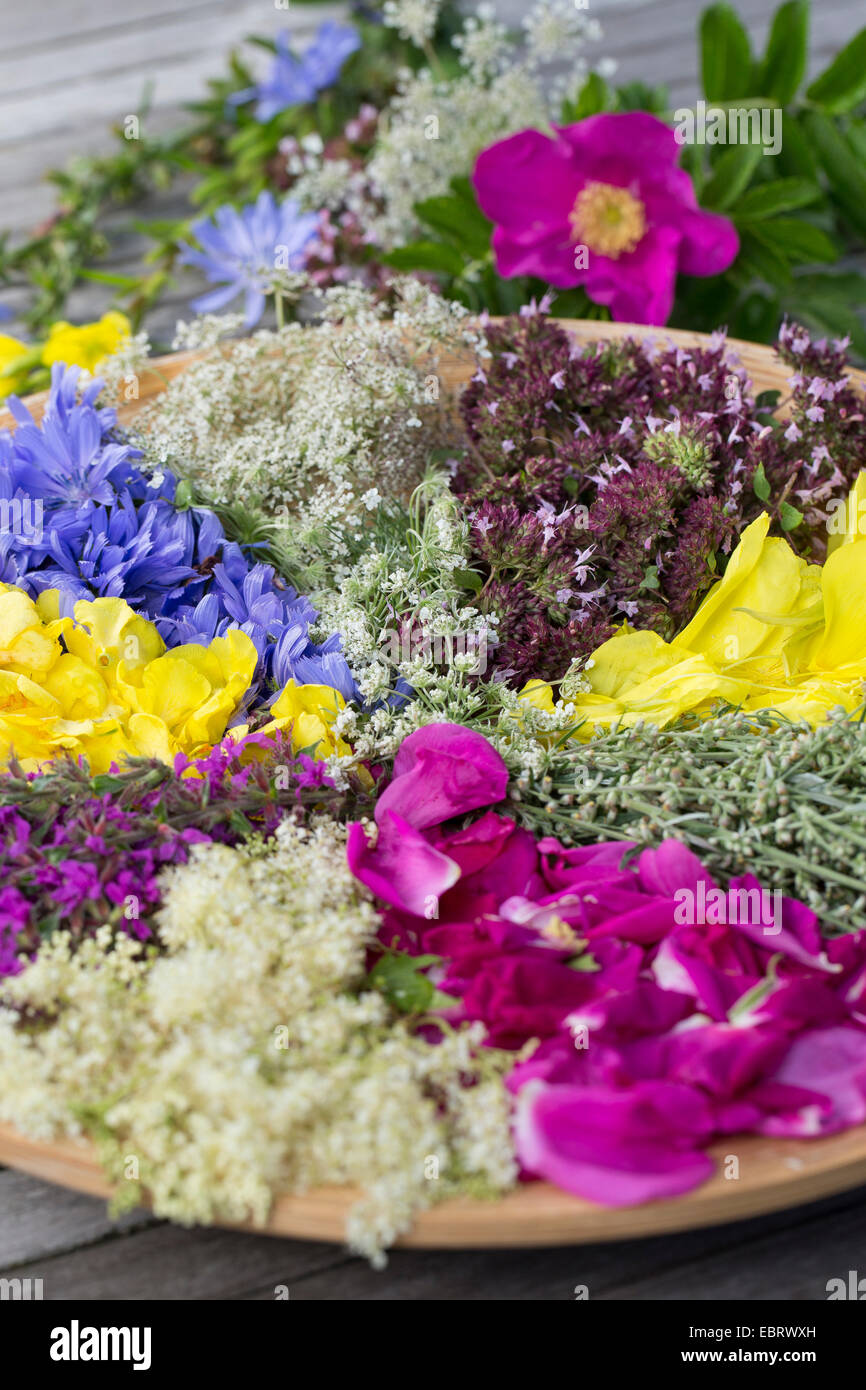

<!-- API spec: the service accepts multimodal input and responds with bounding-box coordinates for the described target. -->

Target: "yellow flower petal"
[40,312,131,373]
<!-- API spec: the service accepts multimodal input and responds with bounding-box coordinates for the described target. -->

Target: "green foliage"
[668,0,866,353]
[1,0,865,357]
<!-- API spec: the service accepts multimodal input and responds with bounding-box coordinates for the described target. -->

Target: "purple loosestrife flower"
[0,735,353,975]
[231,23,362,123]
[179,192,320,327]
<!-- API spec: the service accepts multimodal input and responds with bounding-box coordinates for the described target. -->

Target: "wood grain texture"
[3,1120,866,1250]
[1,317,865,1255]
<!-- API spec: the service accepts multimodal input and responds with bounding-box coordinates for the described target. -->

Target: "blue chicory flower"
[231,22,362,123]
[178,191,320,327]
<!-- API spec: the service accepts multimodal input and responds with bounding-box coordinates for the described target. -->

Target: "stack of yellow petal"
[521,474,866,733]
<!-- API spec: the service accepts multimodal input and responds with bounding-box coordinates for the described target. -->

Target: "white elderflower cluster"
[291,157,365,214]
[130,279,481,560]
[366,1,603,249]
[0,820,517,1264]
[313,476,497,708]
[366,64,548,249]
[382,0,441,48]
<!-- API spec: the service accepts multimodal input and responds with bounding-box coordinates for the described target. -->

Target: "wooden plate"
[2,1121,866,1247]
[1,319,865,1248]
[4,317,865,432]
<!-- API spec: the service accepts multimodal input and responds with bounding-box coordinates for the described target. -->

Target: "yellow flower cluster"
[0,584,349,771]
[523,475,866,733]
[0,312,131,401]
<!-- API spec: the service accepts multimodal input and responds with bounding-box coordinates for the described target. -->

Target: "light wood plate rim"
[1,319,865,1247]
[1,1121,866,1247]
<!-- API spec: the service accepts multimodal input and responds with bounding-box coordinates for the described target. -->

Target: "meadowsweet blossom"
[0,820,516,1261]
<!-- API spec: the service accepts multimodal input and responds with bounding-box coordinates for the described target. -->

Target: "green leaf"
[414,192,490,259]
[755,388,782,412]
[789,270,866,304]
[733,178,820,219]
[847,119,866,165]
[566,72,614,121]
[701,143,764,210]
[700,3,754,101]
[452,567,483,594]
[751,217,838,264]
[174,479,195,509]
[77,268,141,288]
[753,461,771,502]
[380,241,464,276]
[613,81,670,114]
[735,227,792,287]
[755,0,809,102]
[91,774,129,795]
[639,565,660,592]
[365,951,438,1015]
[806,27,866,113]
[800,111,866,242]
[776,112,819,181]
[780,501,804,531]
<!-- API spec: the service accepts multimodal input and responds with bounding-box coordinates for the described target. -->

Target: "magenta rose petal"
[375,723,509,831]
[514,1081,716,1206]
[346,812,460,915]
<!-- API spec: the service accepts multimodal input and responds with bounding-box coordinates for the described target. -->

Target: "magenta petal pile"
[472,112,739,324]
[348,725,866,1208]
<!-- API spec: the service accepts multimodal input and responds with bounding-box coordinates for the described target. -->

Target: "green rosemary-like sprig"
[508,706,866,934]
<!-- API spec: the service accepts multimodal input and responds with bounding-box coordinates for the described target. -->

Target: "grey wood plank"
[3,1217,356,1301]
[605,1190,866,1301]
[0,1169,152,1267]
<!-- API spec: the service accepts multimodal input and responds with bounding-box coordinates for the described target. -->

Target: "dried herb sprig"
[508,706,866,934]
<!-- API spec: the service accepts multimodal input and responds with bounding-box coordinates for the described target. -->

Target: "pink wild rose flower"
[472,112,739,325]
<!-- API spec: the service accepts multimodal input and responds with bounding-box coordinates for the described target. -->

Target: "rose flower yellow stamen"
[569,181,647,259]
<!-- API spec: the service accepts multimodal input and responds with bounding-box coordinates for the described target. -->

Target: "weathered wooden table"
[1,0,864,1300]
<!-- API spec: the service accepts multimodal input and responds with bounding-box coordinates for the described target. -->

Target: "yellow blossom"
[251,679,351,758]
[40,312,131,374]
[0,585,259,772]
[519,474,866,733]
[0,333,30,400]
